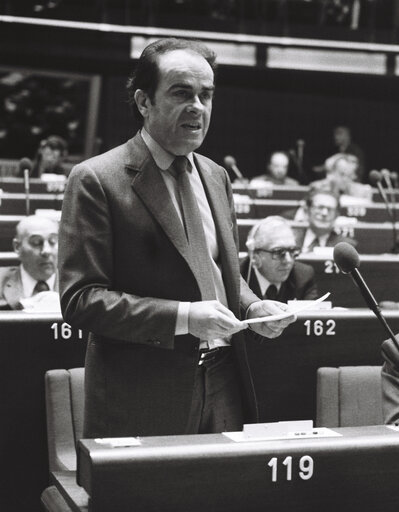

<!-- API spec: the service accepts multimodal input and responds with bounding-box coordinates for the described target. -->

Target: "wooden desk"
[234,197,399,223]
[237,218,399,254]
[77,426,399,512]
[0,192,63,214]
[0,312,87,512]
[0,177,66,194]
[232,183,399,204]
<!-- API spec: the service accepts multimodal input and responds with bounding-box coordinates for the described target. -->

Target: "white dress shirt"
[141,128,229,348]
[20,265,56,298]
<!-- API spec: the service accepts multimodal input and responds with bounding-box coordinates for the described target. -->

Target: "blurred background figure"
[30,135,69,178]
[241,216,318,302]
[250,151,299,187]
[313,124,366,182]
[0,215,59,310]
[313,153,372,200]
[296,187,357,253]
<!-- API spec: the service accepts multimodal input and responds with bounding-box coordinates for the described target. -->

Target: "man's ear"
[12,238,20,255]
[134,89,151,119]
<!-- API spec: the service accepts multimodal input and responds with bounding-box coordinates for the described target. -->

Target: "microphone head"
[333,242,360,274]
[223,155,236,168]
[369,169,382,185]
[19,158,33,174]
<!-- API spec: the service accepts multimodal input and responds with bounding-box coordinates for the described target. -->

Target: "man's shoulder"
[194,152,225,173]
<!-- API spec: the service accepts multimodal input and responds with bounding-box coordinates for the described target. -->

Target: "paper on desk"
[243,292,330,325]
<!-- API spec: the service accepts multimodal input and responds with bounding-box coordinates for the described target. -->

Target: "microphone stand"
[24,169,30,216]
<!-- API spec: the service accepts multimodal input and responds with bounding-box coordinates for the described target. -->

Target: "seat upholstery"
[45,368,85,472]
[316,366,383,427]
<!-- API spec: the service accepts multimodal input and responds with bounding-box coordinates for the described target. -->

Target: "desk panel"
[0,177,66,194]
[0,192,63,214]
[246,310,398,424]
[77,426,399,512]
[235,198,399,223]
[232,183,399,204]
[238,218,398,254]
[0,313,87,512]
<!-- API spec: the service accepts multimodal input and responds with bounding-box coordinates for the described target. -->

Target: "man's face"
[254,225,297,285]
[307,193,338,236]
[13,218,58,281]
[333,127,350,147]
[41,146,63,171]
[141,49,214,155]
[268,153,289,181]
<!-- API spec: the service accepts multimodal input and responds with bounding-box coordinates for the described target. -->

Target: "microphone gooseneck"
[223,155,244,180]
[369,169,398,253]
[333,242,399,359]
[19,158,33,216]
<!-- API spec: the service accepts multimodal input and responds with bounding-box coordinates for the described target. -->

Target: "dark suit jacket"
[240,258,318,302]
[59,132,261,438]
[381,337,399,424]
[294,228,357,252]
[0,266,59,310]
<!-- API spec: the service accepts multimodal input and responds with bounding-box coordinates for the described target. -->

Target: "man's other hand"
[246,300,296,339]
[188,300,247,339]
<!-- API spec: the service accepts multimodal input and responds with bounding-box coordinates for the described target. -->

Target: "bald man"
[0,215,59,309]
[250,151,299,187]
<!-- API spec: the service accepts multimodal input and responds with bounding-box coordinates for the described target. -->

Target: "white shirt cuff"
[175,301,190,335]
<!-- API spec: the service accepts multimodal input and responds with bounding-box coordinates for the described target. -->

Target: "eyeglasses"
[310,205,337,214]
[255,247,300,260]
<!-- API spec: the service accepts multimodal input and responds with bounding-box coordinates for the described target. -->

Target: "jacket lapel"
[3,267,23,310]
[195,155,240,309]
[128,133,192,266]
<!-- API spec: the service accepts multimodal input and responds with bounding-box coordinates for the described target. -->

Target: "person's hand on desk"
[188,300,247,339]
[246,300,296,339]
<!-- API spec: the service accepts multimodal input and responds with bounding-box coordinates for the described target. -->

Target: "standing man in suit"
[0,215,58,309]
[241,216,318,302]
[59,38,295,438]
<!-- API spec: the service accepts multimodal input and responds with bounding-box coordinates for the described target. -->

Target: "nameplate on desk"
[223,420,341,442]
[94,437,141,447]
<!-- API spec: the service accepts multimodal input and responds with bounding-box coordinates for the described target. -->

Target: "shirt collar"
[141,128,195,172]
[253,267,281,296]
[20,265,56,297]
[305,228,329,247]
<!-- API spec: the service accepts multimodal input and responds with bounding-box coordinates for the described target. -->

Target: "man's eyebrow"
[169,83,215,91]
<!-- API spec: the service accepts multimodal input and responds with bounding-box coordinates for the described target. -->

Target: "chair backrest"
[45,368,85,472]
[316,366,383,427]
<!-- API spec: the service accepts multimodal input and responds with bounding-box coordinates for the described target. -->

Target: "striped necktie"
[173,156,216,301]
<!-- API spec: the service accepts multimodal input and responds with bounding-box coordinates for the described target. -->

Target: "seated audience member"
[30,135,69,178]
[250,151,299,187]
[296,188,356,252]
[0,215,59,310]
[241,216,318,302]
[313,125,366,182]
[381,337,399,424]
[323,153,372,200]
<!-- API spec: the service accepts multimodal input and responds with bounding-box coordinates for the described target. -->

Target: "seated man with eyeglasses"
[296,187,357,253]
[241,216,318,302]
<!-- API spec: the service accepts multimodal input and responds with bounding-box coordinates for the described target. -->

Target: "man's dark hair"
[126,38,217,122]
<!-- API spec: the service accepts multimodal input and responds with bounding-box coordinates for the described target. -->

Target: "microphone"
[381,168,393,190]
[223,155,244,181]
[296,139,305,169]
[333,242,399,358]
[390,171,398,190]
[19,158,33,216]
[370,169,398,252]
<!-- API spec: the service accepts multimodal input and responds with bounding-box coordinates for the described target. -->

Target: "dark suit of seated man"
[381,337,399,425]
[0,215,58,310]
[241,216,318,302]
[290,187,357,253]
